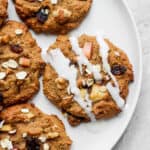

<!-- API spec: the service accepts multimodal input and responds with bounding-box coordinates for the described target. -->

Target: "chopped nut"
[26,112,35,119]
[86,78,94,87]
[77,78,83,88]
[90,84,108,102]
[47,132,59,139]
[55,77,66,84]
[55,77,67,89]
[19,57,30,67]
[0,124,13,132]
[85,68,92,75]
[0,72,6,80]
[43,143,50,150]
[16,71,27,80]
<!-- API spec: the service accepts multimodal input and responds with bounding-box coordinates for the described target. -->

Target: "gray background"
[114,0,150,149]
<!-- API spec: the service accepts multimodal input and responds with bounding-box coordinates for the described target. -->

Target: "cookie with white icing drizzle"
[43,34,134,126]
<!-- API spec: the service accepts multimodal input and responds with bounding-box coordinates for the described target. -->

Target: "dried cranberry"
[111,64,127,75]
[36,8,49,23]
[26,137,40,150]
[0,93,3,104]
[10,44,23,53]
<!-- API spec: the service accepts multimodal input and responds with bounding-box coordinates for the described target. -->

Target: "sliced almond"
[0,72,6,80]
[15,29,23,35]
[8,129,17,134]
[16,71,27,80]
[47,132,59,139]
[0,124,13,132]
[2,59,18,69]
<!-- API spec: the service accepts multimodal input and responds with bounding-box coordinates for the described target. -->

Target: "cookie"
[0,0,8,26]
[14,0,92,34]
[0,21,45,107]
[43,34,134,126]
[0,103,72,150]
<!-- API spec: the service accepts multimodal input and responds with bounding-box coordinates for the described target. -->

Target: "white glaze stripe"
[69,37,102,81]
[47,49,95,121]
[96,35,125,108]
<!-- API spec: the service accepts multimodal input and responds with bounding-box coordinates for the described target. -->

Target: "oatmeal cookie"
[0,103,72,150]
[13,0,92,34]
[43,34,134,126]
[0,21,45,107]
[0,0,8,26]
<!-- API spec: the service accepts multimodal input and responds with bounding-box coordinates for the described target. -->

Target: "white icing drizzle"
[47,49,95,121]
[69,37,102,81]
[96,35,125,108]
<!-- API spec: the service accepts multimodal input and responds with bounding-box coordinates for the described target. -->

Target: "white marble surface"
[114,0,150,149]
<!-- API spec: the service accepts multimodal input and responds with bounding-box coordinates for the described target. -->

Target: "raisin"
[0,93,3,104]
[26,137,40,150]
[111,64,127,75]
[36,8,49,23]
[10,44,23,53]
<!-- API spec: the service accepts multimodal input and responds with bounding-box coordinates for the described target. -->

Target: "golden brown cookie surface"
[0,21,45,107]
[0,103,72,150]
[0,0,8,26]
[14,0,92,34]
[43,34,134,126]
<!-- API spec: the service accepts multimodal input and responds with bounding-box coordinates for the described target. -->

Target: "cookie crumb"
[0,72,6,80]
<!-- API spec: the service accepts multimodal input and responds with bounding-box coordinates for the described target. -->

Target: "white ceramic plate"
[8,0,142,150]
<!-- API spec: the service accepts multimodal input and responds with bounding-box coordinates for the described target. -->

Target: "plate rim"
[111,0,143,149]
